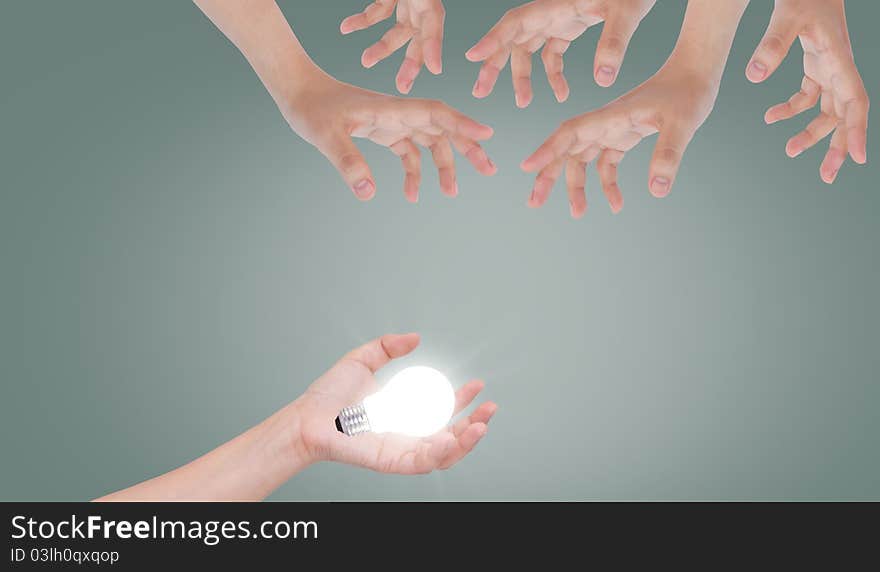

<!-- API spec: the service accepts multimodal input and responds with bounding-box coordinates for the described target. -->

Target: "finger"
[541,38,570,103]
[529,158,564,208]
[764,77,821,124]
[450,134,497,176]
[594,13,642,87]
[597,149,625,213]
[785,112,836,158]
[521,122,578,172]
[320,136,376,199]
[511,46,533,108]
[420,5,445,74]
[396,40,423,94]
[844,93,869,164]
[466,12,520,62]
[820,128,848,184]
[453,380,485,416]
[426,103,494,141]
[747,8,800,83]
[565,157,587,218]
[340,0,397,34]
[648,127,693,198]
[452,401,497,438]
[390,138,421,202]
[362,23,412,68]
[438,423,488,470]
[472,50,510,98]
[374,433,429,474]
[343,333,421,373]
[429,138,457,196]
[410,432,455,473]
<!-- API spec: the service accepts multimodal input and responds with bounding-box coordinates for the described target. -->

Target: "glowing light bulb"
[336,366,455,437]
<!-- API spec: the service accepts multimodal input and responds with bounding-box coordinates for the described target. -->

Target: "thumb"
[747,9,800,83]
[593,12,643,87]
[648,127,695,198]
[320,136,376,200]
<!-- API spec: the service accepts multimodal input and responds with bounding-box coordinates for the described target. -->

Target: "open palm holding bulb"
[295,333,497,475]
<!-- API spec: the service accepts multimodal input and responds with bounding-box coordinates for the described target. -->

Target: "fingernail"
[529,188,536,205]
[651,176,670,197]
[748,61,767,81]
[353,179,374,198]
[488,157,496,170]
[596,65,616,85]
[569,200,576,217]
[452,180,459,196]
[472,79,481,96]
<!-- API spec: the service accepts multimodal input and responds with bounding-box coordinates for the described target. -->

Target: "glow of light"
[363,366,455,437]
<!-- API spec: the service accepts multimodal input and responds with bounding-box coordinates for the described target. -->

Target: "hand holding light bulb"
[96,333,496,501]
[296,333,497,474]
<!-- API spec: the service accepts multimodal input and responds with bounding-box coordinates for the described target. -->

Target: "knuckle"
[761,34,788,57]
[600,35,625,55]
[656,146,680,164]
[339,152,363,173]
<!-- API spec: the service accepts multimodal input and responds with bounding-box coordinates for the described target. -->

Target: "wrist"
[668,0,749,80]
[258,54,331,108]
[253,400,315,480]
[664,46,725,92]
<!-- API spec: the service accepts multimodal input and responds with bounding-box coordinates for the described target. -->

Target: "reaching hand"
[284,74,496,201]
[294,334,496,474]
[341,0,446,94]
[521,63,719,217]
[466,0,657,106]
[746,0,869,183]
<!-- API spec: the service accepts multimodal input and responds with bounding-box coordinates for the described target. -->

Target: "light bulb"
[335,366,455,438]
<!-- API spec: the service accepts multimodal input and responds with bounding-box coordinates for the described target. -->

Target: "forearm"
[192,0,328,108]
[668,0,750,83]
[95,403,310,501]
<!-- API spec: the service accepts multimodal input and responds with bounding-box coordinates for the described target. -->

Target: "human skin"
[746,0,869,183]
[521,0,750,218]
[96,334,496,501]
[466,0,657,107]
[341,0,446,94]
[192,0,496,202]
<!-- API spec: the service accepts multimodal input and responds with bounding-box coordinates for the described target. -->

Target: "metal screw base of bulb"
[336,403,371,436]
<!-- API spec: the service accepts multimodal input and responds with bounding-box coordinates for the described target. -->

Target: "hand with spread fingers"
[746,0,869,183]
[521,0,750,217]
[296,333,496,474]
[521,65,718,217]
[466,0,657,107]
[192,0,494,202]
[285,75,496,202]
[341,0,446,94]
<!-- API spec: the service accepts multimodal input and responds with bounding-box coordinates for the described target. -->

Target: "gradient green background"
[1,1,877,500]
